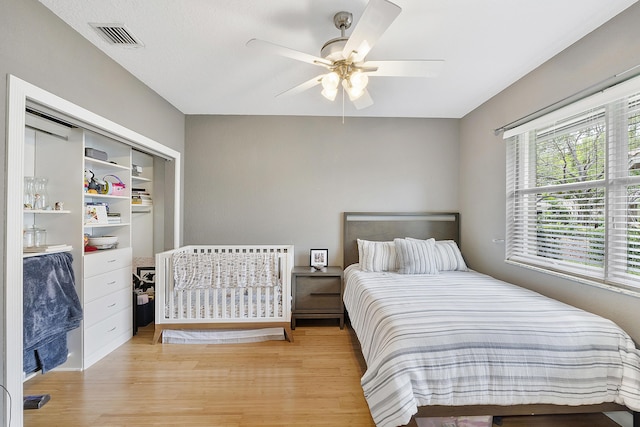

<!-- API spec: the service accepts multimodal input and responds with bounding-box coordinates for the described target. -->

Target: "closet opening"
[3,75,181,427]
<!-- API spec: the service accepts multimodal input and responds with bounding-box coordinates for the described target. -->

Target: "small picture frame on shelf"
[310,249,328,270]
[84,204,108,225]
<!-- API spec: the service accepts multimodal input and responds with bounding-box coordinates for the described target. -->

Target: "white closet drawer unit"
[82,246,132,369]
[84,305,132,359]
[84,266,131,303]
[84,287,132,328]
[84,247,132,277]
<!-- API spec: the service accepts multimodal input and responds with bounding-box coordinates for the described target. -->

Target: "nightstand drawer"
[294,276,342,311]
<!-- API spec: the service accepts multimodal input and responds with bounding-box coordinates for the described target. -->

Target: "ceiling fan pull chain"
[342,86,345,124]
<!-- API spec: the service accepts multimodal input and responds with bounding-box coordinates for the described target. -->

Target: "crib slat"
[232,288,237,319]
[168,288,175,321]
[222,288,228,319]
[240,287,245,318]
[186,291,191,319]
[204,288,210,319]
[212,288,220,319]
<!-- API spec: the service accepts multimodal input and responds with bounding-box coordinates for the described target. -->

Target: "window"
[505,77,640,292]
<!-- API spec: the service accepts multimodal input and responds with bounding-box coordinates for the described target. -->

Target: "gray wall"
[1,0,185,408]
[184,115,460,266]
[459,3,640,342]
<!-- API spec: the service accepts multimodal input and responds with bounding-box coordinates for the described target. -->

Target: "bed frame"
[342,212,639,427]
[153,244,294,344]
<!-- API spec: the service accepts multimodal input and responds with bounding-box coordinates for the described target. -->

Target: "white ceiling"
[38,0,637,118]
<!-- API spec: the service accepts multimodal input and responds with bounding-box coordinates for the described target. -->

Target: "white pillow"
[394,238,438,275]
[407,238,467,271]
[357,239,398,272]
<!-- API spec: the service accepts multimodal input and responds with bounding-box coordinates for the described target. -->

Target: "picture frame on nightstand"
[309,249,328,269]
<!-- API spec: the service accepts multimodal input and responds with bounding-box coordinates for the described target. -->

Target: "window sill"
[505,259,640,299]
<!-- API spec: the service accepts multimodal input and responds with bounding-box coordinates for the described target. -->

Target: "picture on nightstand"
[310,249,328,269]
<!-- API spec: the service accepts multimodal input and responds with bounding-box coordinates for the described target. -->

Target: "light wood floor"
[24,321,622,427]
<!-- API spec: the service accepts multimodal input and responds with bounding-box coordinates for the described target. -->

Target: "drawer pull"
[107,303,117,308]
[310,292,341,296]
[106,280,117,286]
[107,326,117,333]
[107,259,117,263]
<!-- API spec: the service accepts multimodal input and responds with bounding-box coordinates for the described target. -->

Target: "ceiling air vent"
[90,23,144,47]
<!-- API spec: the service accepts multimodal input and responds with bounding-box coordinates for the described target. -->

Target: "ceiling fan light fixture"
[341,79,363,101]
[321,72,340,91]
[349,71,369,91]
[321,87,338,101]
[342,71,369,101]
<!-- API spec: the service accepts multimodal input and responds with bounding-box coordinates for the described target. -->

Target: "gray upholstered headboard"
[343,212,460,268]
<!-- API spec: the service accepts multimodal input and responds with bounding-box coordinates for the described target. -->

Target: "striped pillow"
[407,238,468,271]
[394,238,438,275]
[357,239,398,272]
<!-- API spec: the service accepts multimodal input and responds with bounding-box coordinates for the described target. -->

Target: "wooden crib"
[153,245,294,344]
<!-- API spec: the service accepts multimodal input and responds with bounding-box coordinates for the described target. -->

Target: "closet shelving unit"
[81,131,134,369]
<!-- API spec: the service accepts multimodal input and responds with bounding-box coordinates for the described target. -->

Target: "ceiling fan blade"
[246,38,332,68]
[352,89,374,110]
[276,75,324,97]
[342,0,401,63]
[363,60,445,77]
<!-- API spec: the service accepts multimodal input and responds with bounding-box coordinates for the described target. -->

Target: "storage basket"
[103,175,126,196]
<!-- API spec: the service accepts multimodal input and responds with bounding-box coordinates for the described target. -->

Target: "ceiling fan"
[246,0,444,110]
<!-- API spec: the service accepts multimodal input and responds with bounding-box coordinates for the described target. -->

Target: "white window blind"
[505,76,640,292]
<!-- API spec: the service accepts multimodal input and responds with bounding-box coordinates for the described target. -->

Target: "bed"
[342,212,640,427]
[153,245,294,344]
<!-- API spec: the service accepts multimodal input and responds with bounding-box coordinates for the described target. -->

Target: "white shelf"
[23,246,74,258]
[84,156,130,171]
[84,193,129,200]
[83,222,131,228]
[83,248,124,256]
[23,209,71,214]
[132,205,152,214]
[132,176,151,182]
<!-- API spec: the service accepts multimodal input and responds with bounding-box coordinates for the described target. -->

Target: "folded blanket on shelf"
[23,252,83,374]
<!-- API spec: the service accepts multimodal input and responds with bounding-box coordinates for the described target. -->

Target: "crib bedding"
[172,251,280,290]
[343,264,640,427]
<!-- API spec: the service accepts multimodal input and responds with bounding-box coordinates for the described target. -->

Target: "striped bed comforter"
[343,265,640,427]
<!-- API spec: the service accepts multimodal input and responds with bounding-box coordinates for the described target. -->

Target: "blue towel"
[23,252,83,374]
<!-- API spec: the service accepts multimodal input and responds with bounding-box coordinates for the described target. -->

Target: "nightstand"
[291,266,344,329]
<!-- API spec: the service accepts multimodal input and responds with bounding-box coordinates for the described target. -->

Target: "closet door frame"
[3,74,181,427]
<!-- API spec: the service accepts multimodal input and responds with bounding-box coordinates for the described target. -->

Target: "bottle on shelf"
[24,176,35,209]
[23,227,35,248]
[33,177,50,210]
[34,227,47,247]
